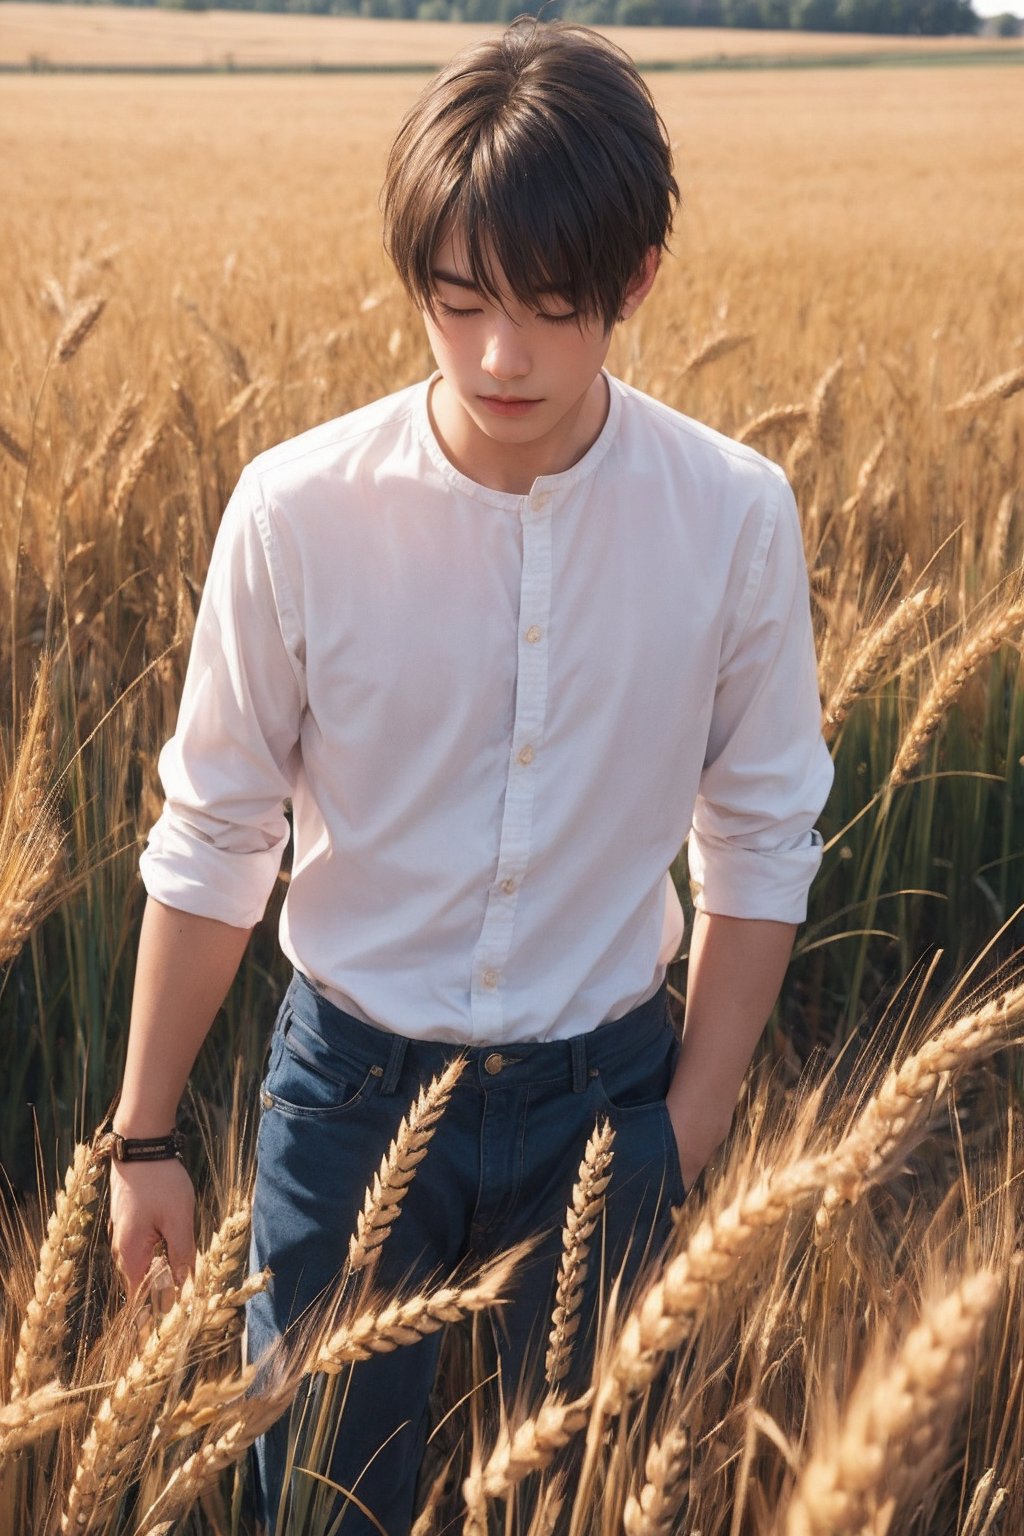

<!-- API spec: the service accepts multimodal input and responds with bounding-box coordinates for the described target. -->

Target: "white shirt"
[139,371,834,1045]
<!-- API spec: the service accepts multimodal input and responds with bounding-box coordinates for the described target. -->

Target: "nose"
[481,313,530,383]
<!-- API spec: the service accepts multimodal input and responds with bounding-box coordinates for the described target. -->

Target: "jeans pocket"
[263,1008,382,1120]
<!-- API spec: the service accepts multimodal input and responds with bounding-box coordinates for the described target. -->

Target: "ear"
[618,246,661,323]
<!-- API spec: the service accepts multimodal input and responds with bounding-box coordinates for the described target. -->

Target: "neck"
[428,373,609,496]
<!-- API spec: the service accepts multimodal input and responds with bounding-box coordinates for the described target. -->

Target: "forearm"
[666,909,797,1174]
[113,896,253,1136]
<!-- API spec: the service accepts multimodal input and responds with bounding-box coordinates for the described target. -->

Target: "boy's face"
[419,231,655,490]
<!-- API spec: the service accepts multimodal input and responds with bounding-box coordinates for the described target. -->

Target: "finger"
[160,1216,197,1291]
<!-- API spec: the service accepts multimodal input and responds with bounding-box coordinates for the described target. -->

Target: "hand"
[108,1157,197,1301]
[665,1095,722,1198]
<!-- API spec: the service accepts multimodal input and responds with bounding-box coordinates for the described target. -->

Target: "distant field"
[2,2,1021,68]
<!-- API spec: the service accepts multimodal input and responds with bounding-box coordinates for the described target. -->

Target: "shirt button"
[517,745,535,766]
[525,625,542,644]
[500,877,517,894]
[482,968,499,988]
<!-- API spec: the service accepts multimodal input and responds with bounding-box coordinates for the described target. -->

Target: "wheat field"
[1,44,1023,1536]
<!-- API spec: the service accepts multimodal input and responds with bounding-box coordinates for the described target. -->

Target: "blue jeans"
[244,971,687,1535]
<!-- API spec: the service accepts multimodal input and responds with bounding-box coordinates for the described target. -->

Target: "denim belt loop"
[570,1033,588,1094]
[380,1032,409,1096]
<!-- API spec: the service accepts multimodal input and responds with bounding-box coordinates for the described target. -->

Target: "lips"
[478,395,542,417]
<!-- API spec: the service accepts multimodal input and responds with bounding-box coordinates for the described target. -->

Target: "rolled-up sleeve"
[687,472,833,923]
[139,466,306,929]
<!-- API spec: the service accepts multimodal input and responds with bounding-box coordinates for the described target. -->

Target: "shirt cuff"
[687,827,824,924]
[139,814,286,930]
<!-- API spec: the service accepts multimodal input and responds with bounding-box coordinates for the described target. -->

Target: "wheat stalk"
[0,1380,88,1457]
[545,1117,615,1387]
[945,365,1024,415]
[348,1054,468,1274]
[462,1388,594,1536]
[9,1138,108,1401]
[987,490,1015,587]
[55,296,106,364]
[783,1267,1004,1536]
[822,583,945,739]
[889,600,1024,786]
[623,1424,690,1536]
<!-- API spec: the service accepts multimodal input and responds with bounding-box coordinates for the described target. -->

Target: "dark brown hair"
[381,18,679,332]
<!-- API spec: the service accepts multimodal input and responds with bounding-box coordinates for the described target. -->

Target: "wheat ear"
[111,419,165,525]
[411,1453,456,1536]
[545,1118,615,1387]
[0,416,29,467]
[9,1138,107,1400]
[783,1268,1003,1536]
[814,978,1024,1238]
[55,296,106,364]
[840,434,886,518]
[0,654,65,967]
[960,1467,1008,1536]
[623,1425,690,1536]
[810,357,844,455]
[0,1380,88,1456]
[680,332,752,376]
[945,365,1024,415]
[822,583,944,739]
[348,1054,468,1274]
[735,403,808,446]
[889,601,1024,786]
[60,1250,265,1533]
[595,1150,828,1420]
[139,1245,526,1533]
[316,1240,529,1374]
[462,1389,594,1536]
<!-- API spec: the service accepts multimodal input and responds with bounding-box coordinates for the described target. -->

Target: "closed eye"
[437,301,482,319]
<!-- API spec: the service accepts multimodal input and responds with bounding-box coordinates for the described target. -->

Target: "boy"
[108,18,833,1535]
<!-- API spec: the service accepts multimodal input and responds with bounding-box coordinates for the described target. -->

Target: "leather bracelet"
[98,1123,186,1164]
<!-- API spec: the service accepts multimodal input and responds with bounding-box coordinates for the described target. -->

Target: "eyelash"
[436,301,578,327]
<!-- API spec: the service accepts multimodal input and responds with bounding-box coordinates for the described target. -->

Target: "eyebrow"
[430,268,567,296]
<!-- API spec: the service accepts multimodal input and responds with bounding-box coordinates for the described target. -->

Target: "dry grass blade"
[462,1388,593,1535]
[814,977,1024,1238]
[623,1424,690,1536]
[945,365,1024,414]
[783,1267,1004,1536]
[545,1117,615,1387]
[735,403,809,446]
[348,1054,468,1274]
[889,600,1024,786]
[9,1138,108,1401]
[55,295,106,364]
[822,583,945,739]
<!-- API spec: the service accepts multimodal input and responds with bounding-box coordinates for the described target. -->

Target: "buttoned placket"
[469,485,553,1040]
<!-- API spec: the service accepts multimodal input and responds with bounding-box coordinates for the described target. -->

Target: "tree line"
[19,0,983,35]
